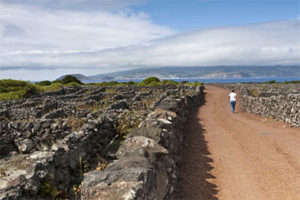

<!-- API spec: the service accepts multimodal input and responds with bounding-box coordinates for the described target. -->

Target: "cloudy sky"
[0,0,299,80]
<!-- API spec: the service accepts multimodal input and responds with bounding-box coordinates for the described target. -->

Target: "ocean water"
[105,77,300,84]
[170,77,300,83]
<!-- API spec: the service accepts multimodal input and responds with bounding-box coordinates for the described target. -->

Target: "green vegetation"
[114,110,141,138]
[0,76,206,100]
[38,82,63,93]
[54,75,83,85]
[181,81,204,86]
[126,81,135,85]
[263,80,276,84]
[67,117,86,132]
[141,76,160,85]
[0,79,40,100]
[0,167,7,176]
[191,81,205,86]
[95,153,108,171]
[36,80,52,86]
[283,80,300,84]
[87,81,122,87]
[87,77,188,87]
[39,179,58,198]
[262,80,300,84]
[139,77,183,86]
[105,88,115,93]
[65,82,82,87]
[0,75,84,100]
[250,89,260,97]
[161,80,178,85]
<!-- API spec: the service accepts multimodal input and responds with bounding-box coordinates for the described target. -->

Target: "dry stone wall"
[0,84,204,200]
[81,86,205,200]
[216,83,300,127]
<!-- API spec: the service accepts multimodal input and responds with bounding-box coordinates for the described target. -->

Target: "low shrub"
[36,80,52,86]
[283,80,300,84]
[39,82,64,92]
[65,82,82,87]
[105,88,115,93]
[161,80,178,85]
[0,79,40,100]
[192,81,204,86]
[126,81,135,85]
[263,80,276,84]
[90,81,123,87]
[250,89,260,97]
[142,77,160,85]
[54,75,83,85]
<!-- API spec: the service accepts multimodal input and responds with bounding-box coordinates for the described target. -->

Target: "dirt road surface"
[170,86,300,200]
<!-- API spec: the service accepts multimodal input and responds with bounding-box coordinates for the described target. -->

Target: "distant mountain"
[59,66,300,82]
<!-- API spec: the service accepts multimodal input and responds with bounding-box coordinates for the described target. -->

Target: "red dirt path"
[170,86,300,200]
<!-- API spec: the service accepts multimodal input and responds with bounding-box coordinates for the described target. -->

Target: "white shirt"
[229,92,237,102]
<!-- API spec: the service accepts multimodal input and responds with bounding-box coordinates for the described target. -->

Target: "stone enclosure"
[217,83,300,127]
[0,84,204,199]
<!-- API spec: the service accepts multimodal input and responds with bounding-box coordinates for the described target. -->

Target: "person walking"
[229,90,237,113]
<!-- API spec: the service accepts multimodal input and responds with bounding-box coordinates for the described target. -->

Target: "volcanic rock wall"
[0,85,204,200]
[217,83,300,127]
[81,86,204,200]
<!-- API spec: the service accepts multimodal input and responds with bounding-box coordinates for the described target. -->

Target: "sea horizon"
[80,77,300,84]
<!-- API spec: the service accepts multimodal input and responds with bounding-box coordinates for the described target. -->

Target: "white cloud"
[85,20,299,68]
[0,2,172,52]
[0,0,146,11]
[0,1,299,80]
[0,2,173,69]
[4,20,297,67]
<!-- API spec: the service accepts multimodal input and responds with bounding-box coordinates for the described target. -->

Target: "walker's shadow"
[168,96,218,200]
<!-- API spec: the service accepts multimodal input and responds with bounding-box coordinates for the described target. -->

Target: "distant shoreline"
[82,77,300,84]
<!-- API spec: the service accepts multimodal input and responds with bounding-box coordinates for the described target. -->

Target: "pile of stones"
[0,84,204,199]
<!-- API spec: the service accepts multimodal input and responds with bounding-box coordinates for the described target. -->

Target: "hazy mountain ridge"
[58,66,300,81]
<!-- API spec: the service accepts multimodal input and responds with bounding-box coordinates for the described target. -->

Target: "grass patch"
[115,110,142,138]
[87,77,186,87]
[0,77,204,101]
[250,89,260,97]
[183,81,205,86]
[105,88,115,93]
[0,79,40,100]
[0,167,7,176]
[141,76,160,85]
[141,97,156,109]
[263,80,276,84]
[37,82,64,93]
[76,102,102,112]
[95,153,108,171]
[65,82,82,87]
[0,77,84,100]
[262,80,300,84]
[39,179,58,197]
[161,80,178,86]
[88,81,123,87]
[283,80,300,84]
[67,117,86,132]
[36,80,52,86]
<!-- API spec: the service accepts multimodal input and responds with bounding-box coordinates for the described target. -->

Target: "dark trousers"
[230,101,236,113]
